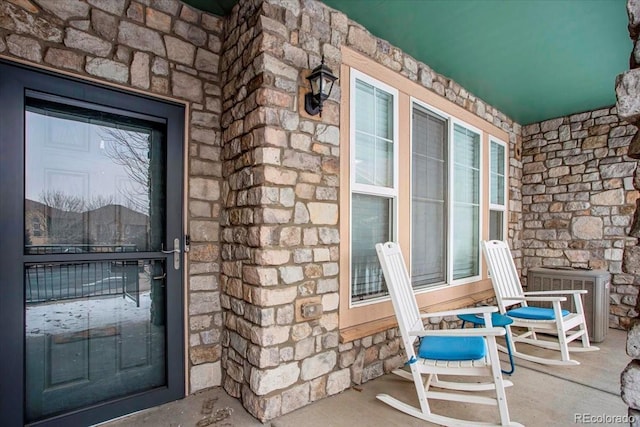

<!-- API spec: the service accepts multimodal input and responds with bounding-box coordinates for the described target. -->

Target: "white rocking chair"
[481,240,599,366]
[375,242,521,427]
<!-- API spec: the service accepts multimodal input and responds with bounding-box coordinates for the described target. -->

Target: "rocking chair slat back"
[375,242,422,349]
[482,240,525,310]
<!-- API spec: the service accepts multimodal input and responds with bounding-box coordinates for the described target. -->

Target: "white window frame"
[489,136,508,241]
[409,98,483,289]
[449,118,483,285]
[349,69,399,307]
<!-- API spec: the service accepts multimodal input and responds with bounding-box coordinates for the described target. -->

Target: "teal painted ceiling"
[186,0,631,125]
[184,0,237,15]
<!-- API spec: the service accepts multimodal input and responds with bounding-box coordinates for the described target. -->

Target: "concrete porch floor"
[103,328,629,427]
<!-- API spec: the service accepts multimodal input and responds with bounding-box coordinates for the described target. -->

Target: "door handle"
[162,238,181,270]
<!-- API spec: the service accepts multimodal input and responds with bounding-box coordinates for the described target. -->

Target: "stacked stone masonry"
[1,0,526,422]
[218,0,522,421]
[616,0,640,424]
[521,109,639,329]
[218,0,347,419]
[0,0,225,394]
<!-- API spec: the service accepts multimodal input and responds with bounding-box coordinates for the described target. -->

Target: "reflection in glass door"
[0,61,185,427]
[23,97,170,422]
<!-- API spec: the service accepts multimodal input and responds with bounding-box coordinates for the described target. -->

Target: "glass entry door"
[0,62,185,426]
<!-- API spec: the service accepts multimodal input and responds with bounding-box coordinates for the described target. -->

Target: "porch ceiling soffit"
[185,0,630,126]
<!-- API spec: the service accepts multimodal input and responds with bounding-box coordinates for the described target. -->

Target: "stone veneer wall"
[520,110,639,329]
[218,0,523,420]
[0,0,225,393]
[615,0,640,422]
[0,0,527,421]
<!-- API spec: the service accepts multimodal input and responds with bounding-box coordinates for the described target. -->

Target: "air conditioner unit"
[527,267,610,343]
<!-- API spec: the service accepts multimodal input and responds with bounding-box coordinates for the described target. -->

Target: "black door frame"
[0,60,186,427]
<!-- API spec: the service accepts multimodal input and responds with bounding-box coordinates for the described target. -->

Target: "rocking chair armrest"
[409,327,506,338]
[520,295,567,303]
[504,295,567,303]
[420,306,497,319]
[524,289,587,295]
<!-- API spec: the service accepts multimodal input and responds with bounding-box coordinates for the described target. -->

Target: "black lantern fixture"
[304,56,338,116]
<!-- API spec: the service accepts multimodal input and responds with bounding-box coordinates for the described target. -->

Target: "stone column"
[219,0,344,420]
[616,1,640,424]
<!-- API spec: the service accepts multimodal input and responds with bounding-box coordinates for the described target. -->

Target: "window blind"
[489,140,506,240]
[411,107,447,286]
[452,124,480,280]
[354,80,393,188]
[351,194,391,300]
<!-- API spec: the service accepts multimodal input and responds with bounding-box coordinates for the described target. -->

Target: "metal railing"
[25,244,137,255]
[25,261,140,305]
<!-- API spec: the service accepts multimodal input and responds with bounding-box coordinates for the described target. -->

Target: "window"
[32,218,42,237]
[489,138,507,241]
[411,104,482,287]
[349,71,486,304]
[452,123,481,280]
[350,70,398,302]
[411,107,447,286]
[340,52,512,330]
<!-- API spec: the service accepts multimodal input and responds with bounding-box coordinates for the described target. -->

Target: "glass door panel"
[25,259,166,422]
[22,94,172,423]
[24,96,166,254]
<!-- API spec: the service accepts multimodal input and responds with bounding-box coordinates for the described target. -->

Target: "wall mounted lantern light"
[304,56,338,116]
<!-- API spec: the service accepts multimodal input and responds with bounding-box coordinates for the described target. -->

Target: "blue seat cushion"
[507,306,570,320]
[418,336,486,361]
